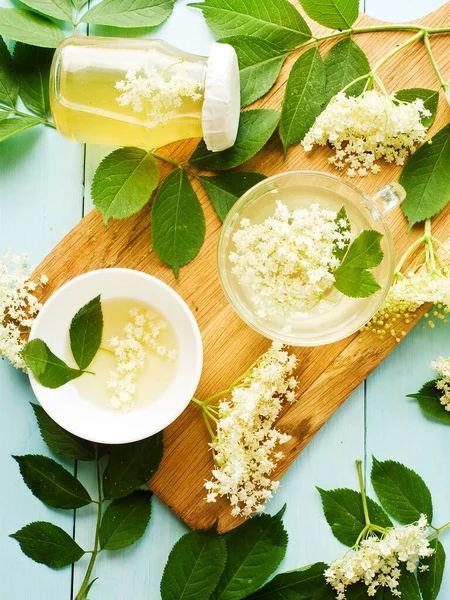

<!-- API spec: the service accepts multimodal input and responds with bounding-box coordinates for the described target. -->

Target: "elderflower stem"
[372,31,425,74]
[356,460,371,527]
[151,151,183,168]
[435,521,450,535]
[424,34,446,89]
[75,454,103,600]
[395,234,427,274]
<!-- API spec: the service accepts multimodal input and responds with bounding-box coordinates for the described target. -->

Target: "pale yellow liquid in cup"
[74,298,178,410]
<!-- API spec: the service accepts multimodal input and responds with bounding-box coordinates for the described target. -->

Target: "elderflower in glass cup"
[217,171,406,346]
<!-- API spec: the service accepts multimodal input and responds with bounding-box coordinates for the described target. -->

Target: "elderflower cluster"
[363,270,450,341]
[115,57,204,126]
[326,516,434,599]
[204,342,297,517]
[229,201,351,320]
[302,91,429,177]
[0,251,47,370]
[430,355,450,411]
[107,307,177,411]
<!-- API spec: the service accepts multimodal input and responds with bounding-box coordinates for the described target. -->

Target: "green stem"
[201,409,217,442]
[75,456,103,600]
[99,346,115,356]
[372,31,424,74]
[423,34,446,89]
[151,151,183,168]
[435,521,450,535]
[10,107,56,129]
[395,234,427,273]
[356,460,371,527]
[83,370,96,376]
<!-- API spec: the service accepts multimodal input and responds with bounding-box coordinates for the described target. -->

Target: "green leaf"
[0,9,64,48]
[407,380,450,424]
[69,295,103,370]
[0,114,42,142]
[299,0,359,30]
[81,579,98,599]
[99,490,152,551]
[18,0,73,22]
[0,36,18,108]
[31,403,98,461]
[344,583,369,600]
[199,172,266,221]
[161,529,227,600]
[13,454,92,509]
[245,562,329,599]
[151,169,205,278]
[418,539,446,600]
[221,36,287,107]
[189,109,280,171]
[82,0,174,27]
[279,48,326,156]
[333,206,351,261]
[14,43,53,118]
[371,457,433,524]
[324,38,370,102]
[188,0,311,50]
[395,567,421,600]
[10,521,85,569]
[22,338,83,389]
[394,88,439,129]
[400,123,450,227]
[103,432,163,500]
[333,230,383,298]
[92,147,160,225]
[211,506,288,600]
[318,487,392,547]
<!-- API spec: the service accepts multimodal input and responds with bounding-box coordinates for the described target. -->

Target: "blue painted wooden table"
[1,1,450,598]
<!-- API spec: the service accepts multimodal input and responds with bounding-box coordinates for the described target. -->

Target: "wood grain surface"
[31,4,450,532]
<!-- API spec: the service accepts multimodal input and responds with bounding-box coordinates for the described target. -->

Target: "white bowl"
[28,268,203,444]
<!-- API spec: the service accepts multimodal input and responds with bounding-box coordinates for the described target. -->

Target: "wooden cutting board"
[32,4,450,532]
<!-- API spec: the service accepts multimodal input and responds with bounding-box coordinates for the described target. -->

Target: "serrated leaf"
[103,432,163,500]
[18,0,73,22]
[343,583,368,600]
[395,88,439,129]
[151,169,205,278]
[333,206,351,261]
[0,114,42,142]
[189,0,311,50]
[92,148,160,224]
[100,490,152,551]
[200,171,266,221]
[10,521,84,569]
[418,538,445,600]
[22,339,83,389]
[189,109,280,171]
[400,123,450,227]
[371,457,433,524]
[82,0,174,27]
[14,43,53,118]
[161,529,227,600]
[221,36,287,107]
[407,380,450,424]
[0,36,18,107]
[333,230,383,298]
[69,295,103,370]
[0,9,64,48]
[299,0,359,30]
[325,38,370,102]
[211,506,288,600]
[31,403,98,461]
[318,487,392,547]
[13,454,92,509]
[245,562,329,599]
[279,48,326,156]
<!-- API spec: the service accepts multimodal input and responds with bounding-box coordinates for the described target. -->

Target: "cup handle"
[371,182,406,216]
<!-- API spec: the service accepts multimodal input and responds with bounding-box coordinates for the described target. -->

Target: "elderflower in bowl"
[27,269,203,444]
[217,171,406,346]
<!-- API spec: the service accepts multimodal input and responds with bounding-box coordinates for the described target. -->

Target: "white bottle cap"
[202,42,240,152]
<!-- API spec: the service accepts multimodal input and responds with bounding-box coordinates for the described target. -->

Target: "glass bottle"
[50,36,240,151]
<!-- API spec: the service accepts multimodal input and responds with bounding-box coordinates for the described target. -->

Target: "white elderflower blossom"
[115,56,204,126]
[204,342,298,517]
[302,90,429,176]
[430,355,450,411]
[107,307,177,411]
[229,201,352,320]
[326,516,434,599]
[0,251,47,370]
